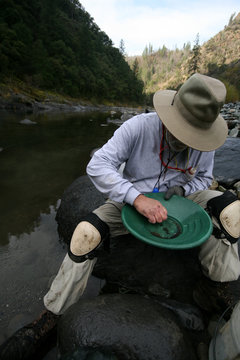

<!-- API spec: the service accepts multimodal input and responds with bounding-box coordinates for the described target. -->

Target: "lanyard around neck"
[159,124,192,174]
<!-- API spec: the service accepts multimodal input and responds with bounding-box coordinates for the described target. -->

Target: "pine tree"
[119,39,126,56]
[132,58,139,77]
[188,33,201,75]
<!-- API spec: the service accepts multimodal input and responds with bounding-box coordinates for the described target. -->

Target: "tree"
[228,12,236,26]
[0,0,144,103]
[142,43,154,57]
[132,58,139,77]
[188,33,201,75]
[119,39,126,56]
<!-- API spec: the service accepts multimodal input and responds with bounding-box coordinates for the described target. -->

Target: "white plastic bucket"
[209,301,240,360]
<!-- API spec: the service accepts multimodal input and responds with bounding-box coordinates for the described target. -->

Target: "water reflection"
[0,110,118,245]
[0,203,65,343]
[0,109,117,345]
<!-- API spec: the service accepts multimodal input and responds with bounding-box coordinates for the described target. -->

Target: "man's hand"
[164,186,185,200]
[133,194,167,224]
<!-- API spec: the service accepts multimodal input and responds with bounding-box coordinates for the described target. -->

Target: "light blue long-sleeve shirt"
[87,112,214,205]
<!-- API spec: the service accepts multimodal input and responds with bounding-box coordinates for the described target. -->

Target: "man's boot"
[193,276,237,315]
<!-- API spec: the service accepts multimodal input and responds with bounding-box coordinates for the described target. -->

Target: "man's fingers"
[133,195,168,223]
[154,212,163,223]
[156,205,167,222]
[147,206,167,223]
[148,216,156,224]
[161,206,168,220]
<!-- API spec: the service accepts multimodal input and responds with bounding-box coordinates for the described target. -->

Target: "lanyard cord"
[153,140,178,191]
[153,124,192,192]
[153,151,176,191]
[160,124,192,174]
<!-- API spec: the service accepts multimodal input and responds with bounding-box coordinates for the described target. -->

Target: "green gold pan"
[121,192,212,249]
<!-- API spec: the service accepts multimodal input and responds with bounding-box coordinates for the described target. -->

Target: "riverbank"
[1,80,240,138]
[0,80,147,114]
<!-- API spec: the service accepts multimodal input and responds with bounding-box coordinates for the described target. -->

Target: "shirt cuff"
[124,187,141,205]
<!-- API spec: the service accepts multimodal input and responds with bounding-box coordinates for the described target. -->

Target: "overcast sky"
[79,0,239,56]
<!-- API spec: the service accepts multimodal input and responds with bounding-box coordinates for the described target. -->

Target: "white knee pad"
[70,221,101,255]
[68,213,109,263]
[207,191,240,244]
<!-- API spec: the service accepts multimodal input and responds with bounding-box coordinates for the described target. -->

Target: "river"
[0,109,124,356]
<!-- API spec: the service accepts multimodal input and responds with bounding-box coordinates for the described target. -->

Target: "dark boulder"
[56,175,105,244]
[58,294,197,360]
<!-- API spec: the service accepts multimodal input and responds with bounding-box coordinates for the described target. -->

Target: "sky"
[79,0,239,56]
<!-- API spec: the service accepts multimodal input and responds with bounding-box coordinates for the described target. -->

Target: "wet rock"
[60,348,117,360]
[228,126,239,137]
[227,120,239,129]
[213,137,240,187]
[155,298,204,331]
[19,119,37,125]
[221,102,240,138]
[148,283,171,297]
[106,117,124,126]
[120,111,136,122]
[7,314,33,338]
[58,294,197,360]
[106,110,142,127]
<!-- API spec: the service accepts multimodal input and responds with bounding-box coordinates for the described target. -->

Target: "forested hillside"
[199,12,240,102]
[127,43,191,101]
[128,12,240,103]
[0,0,144,104]
[1,1,239,106]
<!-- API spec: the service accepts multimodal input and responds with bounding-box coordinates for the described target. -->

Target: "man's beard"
[165,130,187,152]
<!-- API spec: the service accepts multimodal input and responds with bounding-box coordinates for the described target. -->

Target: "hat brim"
[153,90,228,151]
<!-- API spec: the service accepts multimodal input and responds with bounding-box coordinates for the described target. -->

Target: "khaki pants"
[44,190,240,315]
[187,190,240,282]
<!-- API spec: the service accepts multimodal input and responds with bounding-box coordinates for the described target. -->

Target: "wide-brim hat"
[153,73,228,151]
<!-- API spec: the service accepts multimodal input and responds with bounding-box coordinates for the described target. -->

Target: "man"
[44,73,240,316]
[1,74,239,359]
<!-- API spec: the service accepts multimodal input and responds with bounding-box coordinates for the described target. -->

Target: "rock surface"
[56,175,105,244]
[213,137,240,187]
[220,102,240,138]
[58,294,197,360]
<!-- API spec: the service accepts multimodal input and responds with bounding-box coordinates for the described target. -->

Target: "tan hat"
[153,73,228,151]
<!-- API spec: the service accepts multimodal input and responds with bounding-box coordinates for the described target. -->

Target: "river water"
[0,109,121,349]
